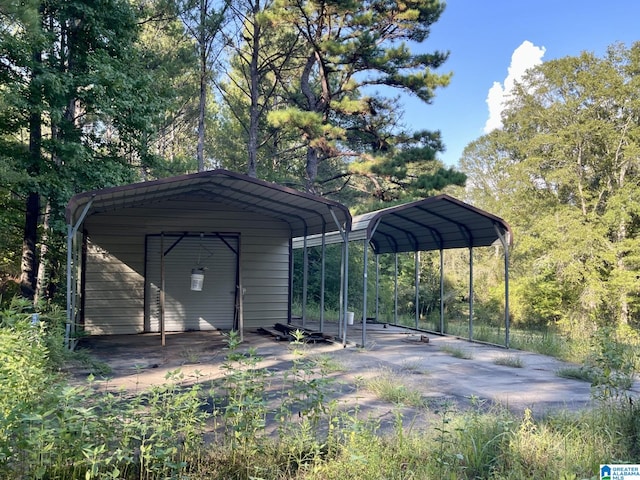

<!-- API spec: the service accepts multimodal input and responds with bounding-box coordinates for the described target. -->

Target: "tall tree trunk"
[247,0,260,178]
[617,220,629,325]
[305,146,318,193]
[300,53,320,193]
[21,47,43,302]
[34,202,51,305]
[20,192,40,301]
[197,0,207,172]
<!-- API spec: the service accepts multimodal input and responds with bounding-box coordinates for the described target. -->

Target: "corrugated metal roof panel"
[66,169,351,238]
[293,194,512,253]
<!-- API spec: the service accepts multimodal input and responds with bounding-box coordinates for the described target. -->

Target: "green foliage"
[0,300,207,478]
[2,371,206,477]
[448,400,513,478]
[364,368,427,408]
[556,366,597,383]
[279,330,338,424]
[586,326,638,402]
[2,305,639,478]
[0,296,66,366]
[510,274,567,326]
[508,326,572,359]
[0,316,59,466]
[0,0,183,303]
[257,0,462,198]
[217,330,271,459]
[461,42,640,335]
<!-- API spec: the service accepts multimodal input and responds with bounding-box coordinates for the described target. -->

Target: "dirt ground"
[69,322,632,433]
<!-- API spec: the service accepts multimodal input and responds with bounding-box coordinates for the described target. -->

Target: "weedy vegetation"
[439,344,474,359]
[363,368,428,408]
[1,300,639,479]
[556,365,596,382]
[493,354,524,368]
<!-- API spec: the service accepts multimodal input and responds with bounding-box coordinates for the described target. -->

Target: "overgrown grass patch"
[440,344,474,359]
[363,368,427,408]
[309,353,344,373]
[509,328,569,359]
[399,358,426,373]
[556,365,596,382]
[493,354,524,368]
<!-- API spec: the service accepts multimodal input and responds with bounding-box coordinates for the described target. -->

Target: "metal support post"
[469,247,474,341]
[415,251,420,329]
[440,249,444,333]
[362,239,368,347]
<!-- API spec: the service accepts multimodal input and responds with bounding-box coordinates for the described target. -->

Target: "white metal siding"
[83,199,291,334]
[145,235,238,332]
[83,240,145,334]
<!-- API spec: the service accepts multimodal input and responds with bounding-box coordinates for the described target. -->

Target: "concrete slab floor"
[71,325,640,424]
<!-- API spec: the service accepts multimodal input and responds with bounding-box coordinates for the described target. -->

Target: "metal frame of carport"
[293,194,513,348]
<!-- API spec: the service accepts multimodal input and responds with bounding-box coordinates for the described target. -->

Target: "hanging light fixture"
[190,233,206,291]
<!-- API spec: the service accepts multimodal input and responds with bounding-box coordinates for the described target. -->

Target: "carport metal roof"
[293,194,512,253]
[66,169,352,237]
[293,194,513,349]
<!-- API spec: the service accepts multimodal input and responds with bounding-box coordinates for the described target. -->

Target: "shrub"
[587,326,637,402]
[0,314,62,471]
[0,302,208,479]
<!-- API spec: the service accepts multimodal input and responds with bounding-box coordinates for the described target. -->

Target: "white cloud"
[484,40,546,133]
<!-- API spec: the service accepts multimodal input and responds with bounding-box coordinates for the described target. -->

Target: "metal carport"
[294,194,513,347]
[65,169,352,348]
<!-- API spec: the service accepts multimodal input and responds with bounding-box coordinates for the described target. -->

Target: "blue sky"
[402,1,640,166]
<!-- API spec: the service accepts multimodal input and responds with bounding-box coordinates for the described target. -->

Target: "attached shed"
[65,169,351,346]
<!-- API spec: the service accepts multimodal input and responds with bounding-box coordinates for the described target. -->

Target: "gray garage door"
[145,234,239,332]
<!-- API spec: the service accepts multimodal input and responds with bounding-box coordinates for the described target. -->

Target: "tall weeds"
[1,302,638,479]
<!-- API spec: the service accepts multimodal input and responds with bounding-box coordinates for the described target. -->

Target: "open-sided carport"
[294,194,513,347]
[65,169,351,348]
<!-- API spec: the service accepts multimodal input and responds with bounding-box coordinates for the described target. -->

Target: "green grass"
[556,366,596,382]
[493,354,524,368]
[309,353,344,373]
[363,368,427,408]
[399,359,426,373]
[191,401,640,480]
[440,344,474,359]
[179,346,202,364]
[4,302,640,479]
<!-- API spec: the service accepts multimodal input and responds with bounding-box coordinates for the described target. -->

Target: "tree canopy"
[0,0,177,300]
[1,0,463,305]
[461,42,640,329]
[12,0,639,338]
[262,0,461,198]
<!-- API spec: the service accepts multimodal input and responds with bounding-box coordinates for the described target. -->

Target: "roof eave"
[65,169,351,237]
